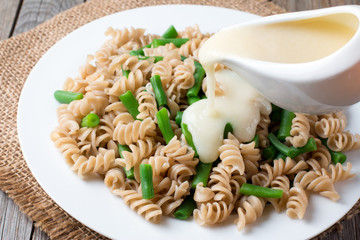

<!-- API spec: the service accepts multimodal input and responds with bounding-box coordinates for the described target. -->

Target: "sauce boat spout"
[199,5,360,114]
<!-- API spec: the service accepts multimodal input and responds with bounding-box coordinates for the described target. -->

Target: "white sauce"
[182,70,271,163]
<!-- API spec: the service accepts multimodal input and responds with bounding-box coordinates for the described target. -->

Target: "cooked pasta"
[51,25,358,232]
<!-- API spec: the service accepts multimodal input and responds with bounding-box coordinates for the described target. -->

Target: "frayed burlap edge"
[0,0,357,239]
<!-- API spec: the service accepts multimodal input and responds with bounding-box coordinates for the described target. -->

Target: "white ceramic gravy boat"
[200,5,360,114]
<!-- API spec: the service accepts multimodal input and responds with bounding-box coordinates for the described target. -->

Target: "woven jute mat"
[0,0,358,239]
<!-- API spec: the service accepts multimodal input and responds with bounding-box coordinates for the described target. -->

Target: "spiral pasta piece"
[117,137,157,171]
[235,195,265,231]
[178,38,208,60]
[294,170,339,201]
[151,60,173,87]
[113,117,156,145]
[104,168,126,192]
[306,138,331,170]
[267,175,290,212]
[218,133,244,175]
[207,163,233,204]
[252,157,308,187]
[71,149,117,177]
[106,69,145,97]
[109,53,153,78]
[319,162,355,183]
[113,189,162,223]
[315,117,346,138]
[153,194,183,215]
[135,87,158,120]
[194,201,233,225]
[56,104,80,134]
[286,113,310,148]
[256,113,271,148]
[240,141,261,180]
[286,183,308,219]
[327,131,360,152]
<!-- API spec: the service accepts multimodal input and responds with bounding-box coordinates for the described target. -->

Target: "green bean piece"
[162,25,178,38]
[277,110,296,141]
[156,108,175,144]
[81,113,100,128]
[175,111,183,125]
[240,183,283,198]
[320,138,347,164]
[121,65,130,79]
[187,61,206,98]
[150,75,168,108]
[118,144,135,179]
[188,96,201,105]
[152,38,189,48]
[275,152,287,160]
[262,145,278,160]
[54,90,83,104]
[129,43,151,56]
[140,164,154,199]
[252,135,260,148]
[271,104,282,112]
[174,194,196,220]
[129,49,144,56]
[268,133,317,158]
[181,55,187,61]
[181,123,198,157]
[292,138,317,156]
[138,55,164,63]
[199,91,207,99]
[118,144,131,158]
[192,162,213,189]
[223,123,234,139]
[119,91,140,119]
[270,110,282,122]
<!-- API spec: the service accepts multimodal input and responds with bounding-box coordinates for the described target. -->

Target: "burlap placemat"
[0,0,358,239]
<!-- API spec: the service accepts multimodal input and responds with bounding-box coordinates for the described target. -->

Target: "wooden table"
[1,0,360,239]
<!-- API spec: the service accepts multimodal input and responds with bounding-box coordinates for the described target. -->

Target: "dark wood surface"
[0,0,359,239]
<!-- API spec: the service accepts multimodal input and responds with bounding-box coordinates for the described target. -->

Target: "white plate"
[17,5,360,240]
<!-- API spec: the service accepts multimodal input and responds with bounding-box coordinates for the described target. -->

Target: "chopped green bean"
[277,110,296,141]
[118,144,134,179]
[192,162,213,189]
[138,55,164,63]
[81,113,100,128]
[152,38,189,48]
[320,138,347,164]
[175,111,183,125]
[119,91,140,119]
[240,183,283,198]
[187,61,206,98]
[150,75,168,108]
[223,123,234,139]
[270,110,282,122]
[174,194,196,220]
[54,90,83,104]
[121,66,130,78]
[262,145,278,160]
[188,96,201,105]
[252,135,260,148]
[271,104,282,112]
[156,108,175,144]
[162,25,178,38]
[268,133,317,158]
[140,164,154,199]
[275,152,287,160]
[181,55,187,61]
[129,43,151,56]
[181,123,198,157]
